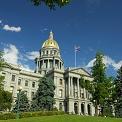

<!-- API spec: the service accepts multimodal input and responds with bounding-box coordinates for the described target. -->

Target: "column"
[78,102,81,115]
[84,88,86,99]
[84,103,88,115]
[58,60,60,69]
[42,60,44,68]
[53,57,55,68]
[77,78,80,98]
[38,61,40,69]
[47,59,49,69]
[71,77,73,97]
[36,59,39,73]
[68,77,70,97]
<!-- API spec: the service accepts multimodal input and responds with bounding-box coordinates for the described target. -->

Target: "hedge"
[0,111,65,120]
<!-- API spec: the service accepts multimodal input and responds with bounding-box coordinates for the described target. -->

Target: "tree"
[31,77,55,111]
[91,52,111,116]
[0,51,4,90]
[0,51,12,111]
[102,77,114,117]
[79,76,93,93]
[13,91,30,112]
[0,91,12,111]
[31,0,70,10]
[114,66,122,118]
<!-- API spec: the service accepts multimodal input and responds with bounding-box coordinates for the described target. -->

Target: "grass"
[0,115,122,122]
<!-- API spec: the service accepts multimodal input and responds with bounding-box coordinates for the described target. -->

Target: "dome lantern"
[49,31,53,40]
[42,31,59,49]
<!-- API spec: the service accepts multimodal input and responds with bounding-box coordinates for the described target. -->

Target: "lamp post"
[114,100,117,117]
[16,86,22,119]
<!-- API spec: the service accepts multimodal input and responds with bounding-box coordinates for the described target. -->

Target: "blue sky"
[0,0,122,76]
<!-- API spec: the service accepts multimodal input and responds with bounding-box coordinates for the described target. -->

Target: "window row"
[42,50,59,55]
[24,91,35,98]
[18,79,36,88]
[80,91,90,99]
[10,86,35,99]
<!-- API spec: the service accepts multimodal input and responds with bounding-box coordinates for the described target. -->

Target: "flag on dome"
[74,45,80,52]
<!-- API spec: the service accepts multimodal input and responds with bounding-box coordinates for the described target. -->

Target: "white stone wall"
[1,65,41,102]
[1,64,95,116]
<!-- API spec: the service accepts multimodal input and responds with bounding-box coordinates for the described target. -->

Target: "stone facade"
[1,31,95,115]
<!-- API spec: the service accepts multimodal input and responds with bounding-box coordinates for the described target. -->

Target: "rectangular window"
[25,80,28,86]
[10,86,14,93]
[32,82,35,88]
[11,75,15,81]
[82,93,84,98]
[50,50,52,55]
[18,79,21,85]
[24,91,27,96]
[75,92,78,98]
[59,89,63,98]
[2,72,6,75]
[31,92,35,98]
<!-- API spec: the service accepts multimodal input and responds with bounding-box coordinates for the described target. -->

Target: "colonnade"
[66,76,94,115]
[68,76,80,98]
[36,58,63,73]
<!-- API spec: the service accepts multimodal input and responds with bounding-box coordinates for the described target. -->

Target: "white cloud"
[85,55,122,70]
[0,20,2,24]
[40,28,48,32]
[26,51,39,60]
[3,44,19,65]
[20,64,33,72]
[2,44,33,72]
[3,25,21,32]
[86,58,96,68]
[103,56,122,70]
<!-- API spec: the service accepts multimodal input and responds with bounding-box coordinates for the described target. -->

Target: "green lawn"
[0,115,122,122]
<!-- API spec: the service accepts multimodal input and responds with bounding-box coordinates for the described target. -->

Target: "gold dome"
[42,31,59,49]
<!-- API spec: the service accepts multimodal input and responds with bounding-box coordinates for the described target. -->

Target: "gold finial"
[49,30,53,40]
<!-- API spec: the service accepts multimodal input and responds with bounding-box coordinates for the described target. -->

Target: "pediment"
[69,68,91,77]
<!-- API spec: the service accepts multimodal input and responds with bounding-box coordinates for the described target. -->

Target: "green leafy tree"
[79,76,93,93]
[0,51,5,91]
[13,91,30,112]
[91,52,112,116]
[31,0,70,9]
[101,77,114,117]
[31,77,55,111]
[114,66,122,118]
[0,91,12,111]
[0,51,12,111]
[30,97,40,111]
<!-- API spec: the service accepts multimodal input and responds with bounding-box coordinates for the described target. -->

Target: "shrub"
[0,111,65,120]
[0,113,16,120]
[20,112,32,118]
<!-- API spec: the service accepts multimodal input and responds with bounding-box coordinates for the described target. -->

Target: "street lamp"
[16,86,22,119]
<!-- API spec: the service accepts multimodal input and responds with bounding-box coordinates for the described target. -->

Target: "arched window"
[81,103,85,115]
[74,103,78,114]
[87,104,91,115]
[59,79,63,85]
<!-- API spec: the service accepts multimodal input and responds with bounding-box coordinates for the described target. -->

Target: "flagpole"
[75,47,76,68]
[74,45,80,68]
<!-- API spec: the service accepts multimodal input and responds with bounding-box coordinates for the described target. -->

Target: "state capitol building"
[1,32,95,115]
